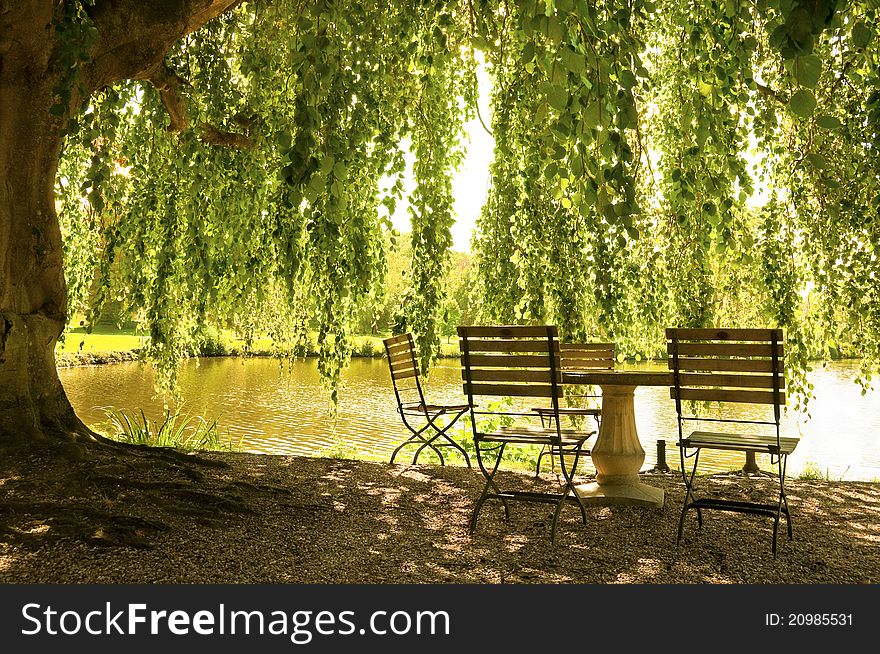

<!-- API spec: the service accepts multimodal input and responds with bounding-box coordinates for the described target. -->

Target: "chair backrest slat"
[670,387,785,405]
[675,372,785,390]
[461,354,556,368]
[465,383,560,398]
[384,333,412,346]
[458,325,562,401]
[667,357,777,373]
[388,349,416,366]
[457,325,552,338]
[666,328,780,341]
[383,333,425,408]
[666,328,785,411]
[461,339,559,353]
[385,338,412,351]
[667,342,784,358]
[461,368,559,383]
[391,367,419,381]
[559,343,615,371]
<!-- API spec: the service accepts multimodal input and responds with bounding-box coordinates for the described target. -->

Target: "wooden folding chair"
[383,333,471,467]
[532,342,612,476]
[458,325,592,543]
[667,328,799,556]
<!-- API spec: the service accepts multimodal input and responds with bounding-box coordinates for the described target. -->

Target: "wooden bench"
[532,342,612,476]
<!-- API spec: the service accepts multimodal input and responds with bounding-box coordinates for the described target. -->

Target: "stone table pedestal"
[564,371,671,509]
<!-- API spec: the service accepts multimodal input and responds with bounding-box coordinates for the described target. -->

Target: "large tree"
[3,0,474,441]
[2,0,879,445]
[1,0,243,440]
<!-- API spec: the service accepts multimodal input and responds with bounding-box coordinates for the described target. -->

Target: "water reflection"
[58,357,880,481]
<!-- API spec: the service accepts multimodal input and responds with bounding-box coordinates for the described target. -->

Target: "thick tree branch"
[199,123,254,149]
[83,1,253,150]
[145,61,254,150]
[145,62,190,132]
[755,81,787,105]
[84,0,243,91]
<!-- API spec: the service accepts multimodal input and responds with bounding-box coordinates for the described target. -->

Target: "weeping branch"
[199,123,254,149]
[755,81,786,105]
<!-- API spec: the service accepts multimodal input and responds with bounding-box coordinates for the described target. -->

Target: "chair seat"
[680,430,798,455]
[477,426,594,446]
[400,402,470,415]
[533,406,601,416]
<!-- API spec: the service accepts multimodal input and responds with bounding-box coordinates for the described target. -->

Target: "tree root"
[0,436,256,551]
[0,502,168,550]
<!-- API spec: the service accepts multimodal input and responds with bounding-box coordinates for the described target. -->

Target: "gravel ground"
[1,441,878,584]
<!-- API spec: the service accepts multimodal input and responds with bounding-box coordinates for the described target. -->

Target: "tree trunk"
[0,70,86,441]
[0,0,242,443]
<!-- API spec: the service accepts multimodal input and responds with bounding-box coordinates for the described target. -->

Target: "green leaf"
[788,7,812,44]
[816,115,841,130]
[805,153,827,169]
[852,22,873,49]
[560,47,585,74]
[583,100,602,128]
[277,131,292,151]
[794,54,822,89]
[788,89,816,118]
[545,16,565,45]
[570,154,584,177]
[547,84,569,111]
[618,69,636,89]
[309,172,326,191]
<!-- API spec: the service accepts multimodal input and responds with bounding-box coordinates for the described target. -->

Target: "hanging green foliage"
[56,0,880,406]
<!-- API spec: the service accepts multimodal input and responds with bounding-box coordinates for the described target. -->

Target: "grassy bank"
[56,325,462,361]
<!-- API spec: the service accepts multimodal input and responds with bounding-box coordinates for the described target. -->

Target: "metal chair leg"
[390,420,432,464]
[677,447,701,544]
[470,441,509,534]
[781,455,793,540]
[413,437,445,466]
[549,440,589,544]
[394,410,471,468]
[425,409,471,468]
[534,445,549,478]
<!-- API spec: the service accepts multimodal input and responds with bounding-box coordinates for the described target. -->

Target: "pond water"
[58,356,880,481]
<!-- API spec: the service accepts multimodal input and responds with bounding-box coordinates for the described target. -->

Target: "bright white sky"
[389,63,495,253]
[388,63,773,253]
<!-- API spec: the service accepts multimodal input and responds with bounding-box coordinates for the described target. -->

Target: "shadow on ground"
[1,441,877,583]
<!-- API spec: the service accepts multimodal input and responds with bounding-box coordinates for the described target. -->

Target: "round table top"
[563,370,672,387]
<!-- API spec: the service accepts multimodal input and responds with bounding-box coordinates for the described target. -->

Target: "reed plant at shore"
[103,409,240,452]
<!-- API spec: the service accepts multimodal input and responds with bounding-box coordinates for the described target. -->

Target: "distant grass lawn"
[57,325,146,355]
[55,325,459,357]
